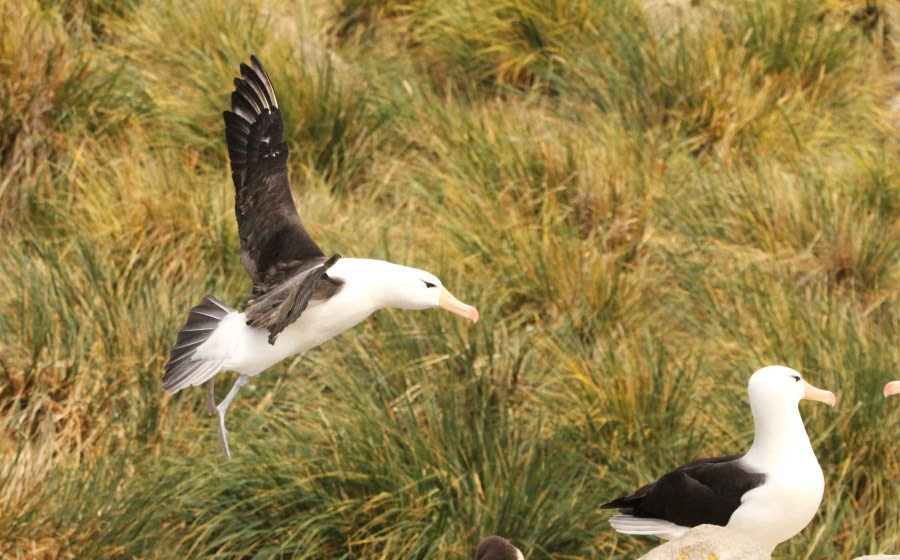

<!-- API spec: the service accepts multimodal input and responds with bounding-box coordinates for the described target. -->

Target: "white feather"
[609,515,689,540]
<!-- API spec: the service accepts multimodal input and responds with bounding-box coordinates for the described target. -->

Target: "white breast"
[726,457,825,553]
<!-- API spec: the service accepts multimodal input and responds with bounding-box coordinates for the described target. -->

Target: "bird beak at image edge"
[803,381,837,407]
[439,288,479,323]
[884,380,900,398]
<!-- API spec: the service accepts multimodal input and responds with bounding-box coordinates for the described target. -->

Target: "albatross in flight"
[162,56,479,459]
[601,365,836,555]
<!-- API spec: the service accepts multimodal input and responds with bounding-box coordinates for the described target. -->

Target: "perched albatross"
[162,56,479,459]
[476,536,525,560]
[885,381,900,397]
[601,365,836,554]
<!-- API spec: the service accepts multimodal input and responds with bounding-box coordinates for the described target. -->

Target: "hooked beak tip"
[439,288,479,324]
[803,381,837,407]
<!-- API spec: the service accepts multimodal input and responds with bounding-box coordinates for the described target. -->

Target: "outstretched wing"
[223,55,325,287]
[601,454,765,528]
[224,56,345,343]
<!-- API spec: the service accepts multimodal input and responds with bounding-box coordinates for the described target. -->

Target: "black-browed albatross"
[476,536,525,560]
[885,381,900,397]
[601,365,836,554]
[162,56,479,459]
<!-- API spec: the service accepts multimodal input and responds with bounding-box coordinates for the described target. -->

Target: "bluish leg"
[216,374,249,460]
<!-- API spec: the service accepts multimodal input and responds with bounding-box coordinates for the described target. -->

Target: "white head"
[884,380,900,398]
[334,259,479,322]
[748,366,837,410]
[744,365,836,467]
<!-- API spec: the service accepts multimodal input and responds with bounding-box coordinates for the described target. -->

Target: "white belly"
[726,464,825,553]
[196,288,377,376]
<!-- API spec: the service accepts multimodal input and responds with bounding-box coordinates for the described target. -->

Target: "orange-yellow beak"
[803,381,837,407]
[439,288,479,323]
[884,380,900,398]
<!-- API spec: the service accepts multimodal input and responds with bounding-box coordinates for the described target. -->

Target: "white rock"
[638,525,770,560]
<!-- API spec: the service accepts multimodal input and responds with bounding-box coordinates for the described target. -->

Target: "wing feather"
[223,55,325,290]
[601,454,765,528]
[223,55,345,340]
[244,254,344,344]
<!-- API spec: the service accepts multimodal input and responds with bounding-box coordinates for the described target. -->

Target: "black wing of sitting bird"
[223,55,343,344]
[601,454,766,528]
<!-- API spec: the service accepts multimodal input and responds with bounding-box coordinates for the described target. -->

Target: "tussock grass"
[0,1,149,217]
[1,0,898,557]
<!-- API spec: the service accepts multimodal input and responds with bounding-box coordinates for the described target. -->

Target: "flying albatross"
[476,536,525,560]
[885,381,900,397]
[601,365,836,555]
[162,56,479,459]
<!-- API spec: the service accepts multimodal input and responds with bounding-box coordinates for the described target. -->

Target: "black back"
[601,454,766,528]
[223,55,325,290]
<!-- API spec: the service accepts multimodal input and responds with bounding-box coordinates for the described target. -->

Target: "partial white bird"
[476,536,525,560]
[884,381,900,397]
[163,56,479,459]
[601,365,836,555]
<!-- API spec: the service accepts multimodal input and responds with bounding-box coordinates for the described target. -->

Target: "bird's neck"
[744,401,815,467]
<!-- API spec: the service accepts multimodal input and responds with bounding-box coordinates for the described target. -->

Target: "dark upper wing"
[245,254,343,344]
[601,454,765,528]
[223,55,325,288]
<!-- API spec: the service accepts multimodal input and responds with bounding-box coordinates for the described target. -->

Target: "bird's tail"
[163,296,234,393]
[608,515,688,540]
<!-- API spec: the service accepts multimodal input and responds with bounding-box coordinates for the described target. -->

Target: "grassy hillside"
[1,0,897,558]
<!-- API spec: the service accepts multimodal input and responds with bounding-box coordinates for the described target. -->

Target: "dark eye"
[792,375,801,382]
[423,281,436,288]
